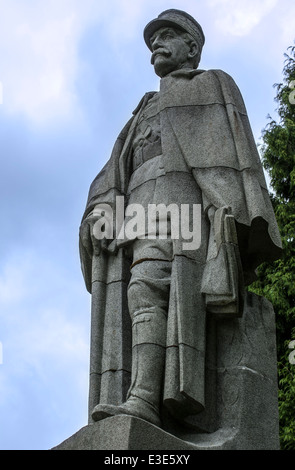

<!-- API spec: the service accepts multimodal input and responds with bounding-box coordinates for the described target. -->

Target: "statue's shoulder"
[194,69,243,106]
[132,91,158,115]
[196,68,236,84]
[190,69,238,93]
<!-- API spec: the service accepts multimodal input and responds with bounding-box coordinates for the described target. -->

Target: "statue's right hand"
[80,215,107,257]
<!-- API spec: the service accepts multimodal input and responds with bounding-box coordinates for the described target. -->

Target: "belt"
[133,138,162,171]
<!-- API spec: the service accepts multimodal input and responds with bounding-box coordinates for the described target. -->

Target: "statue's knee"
[131,310,167,347]
[128,274,170,316]
[127,279,147,314]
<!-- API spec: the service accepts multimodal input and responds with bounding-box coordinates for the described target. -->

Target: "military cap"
[144,9,205,51]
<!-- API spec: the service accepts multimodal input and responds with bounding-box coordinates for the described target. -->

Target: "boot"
[92,312,166,427]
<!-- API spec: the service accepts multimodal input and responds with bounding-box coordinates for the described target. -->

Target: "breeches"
[127,239,172,347]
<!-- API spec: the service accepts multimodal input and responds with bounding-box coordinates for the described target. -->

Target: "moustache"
[151,49,172,65]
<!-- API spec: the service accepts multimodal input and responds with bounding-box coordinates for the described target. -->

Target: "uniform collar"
[168,68,205,79]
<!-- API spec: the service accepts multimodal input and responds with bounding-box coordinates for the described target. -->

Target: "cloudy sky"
[0,0,294,450]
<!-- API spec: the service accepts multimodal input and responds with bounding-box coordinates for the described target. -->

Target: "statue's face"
[150,26,192,78]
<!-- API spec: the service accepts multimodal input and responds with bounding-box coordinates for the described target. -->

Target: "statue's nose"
[151,35,163,50]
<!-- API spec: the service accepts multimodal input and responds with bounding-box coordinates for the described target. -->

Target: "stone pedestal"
[53,292,280,450]
[52,416,196,451]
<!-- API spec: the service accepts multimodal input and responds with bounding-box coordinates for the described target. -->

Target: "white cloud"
[278,4,295,46]
[101,0,147,42]
[12,306,89,380]
[0,0,150,125]
[208,0,278,36]
[0,257,31,305]
[10,13,79,123]
[0,249,90,405]
[0,1,100,125]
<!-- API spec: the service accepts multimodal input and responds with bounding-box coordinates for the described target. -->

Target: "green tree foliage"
[249,45,295,450]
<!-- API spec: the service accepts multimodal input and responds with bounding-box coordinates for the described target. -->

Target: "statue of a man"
[79,9,281,429]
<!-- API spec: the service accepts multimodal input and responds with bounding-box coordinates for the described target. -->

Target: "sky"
[0,0,294,450]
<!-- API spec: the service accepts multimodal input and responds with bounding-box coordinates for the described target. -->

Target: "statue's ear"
[188,41,199,60]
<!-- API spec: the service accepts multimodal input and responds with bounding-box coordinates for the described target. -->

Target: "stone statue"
[78,9,282,441]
